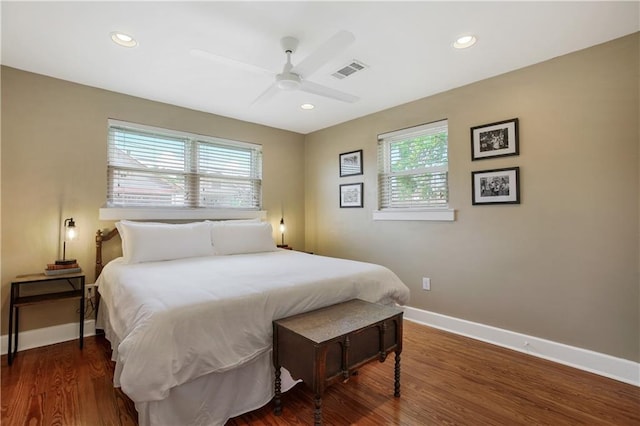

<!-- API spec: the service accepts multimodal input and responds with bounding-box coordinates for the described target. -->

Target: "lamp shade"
[65,218,77,241]
[56,217,78,265]
[279,217,285,247]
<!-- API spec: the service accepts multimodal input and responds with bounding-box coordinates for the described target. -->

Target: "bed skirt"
[97,302,298,426]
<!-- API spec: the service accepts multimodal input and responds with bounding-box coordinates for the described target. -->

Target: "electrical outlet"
[422,277,431,291]
[85,284,96,298]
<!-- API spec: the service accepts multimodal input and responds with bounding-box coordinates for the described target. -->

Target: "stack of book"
[45,261,82,276]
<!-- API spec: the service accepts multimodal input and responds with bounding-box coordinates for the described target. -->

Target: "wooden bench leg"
[274,366,282,415]
[273,322,283,416]
[314,395,322,425]
[394,351,401,397]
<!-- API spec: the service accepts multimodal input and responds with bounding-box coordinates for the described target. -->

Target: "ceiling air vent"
[332,60,368,80]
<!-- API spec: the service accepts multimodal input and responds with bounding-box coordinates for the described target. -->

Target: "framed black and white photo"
[340,183,363,208]
[471,118,519,160]
[339,149,363,177]
[472,167,520,205]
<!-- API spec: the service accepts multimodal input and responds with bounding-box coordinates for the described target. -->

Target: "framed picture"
[472,167,520,205]
[340,183,363,208]
[339,149,363,177]
[471,118,519,160]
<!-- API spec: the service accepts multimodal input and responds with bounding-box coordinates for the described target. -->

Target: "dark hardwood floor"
[2,320,638,425]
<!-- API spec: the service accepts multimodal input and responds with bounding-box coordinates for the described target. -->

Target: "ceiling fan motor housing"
[276,72,301,90]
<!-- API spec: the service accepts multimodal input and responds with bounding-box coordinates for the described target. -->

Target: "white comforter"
[96,250,410,403]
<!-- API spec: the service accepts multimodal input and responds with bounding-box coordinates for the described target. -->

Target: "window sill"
[372,209,455,222]
[99,207,267,221]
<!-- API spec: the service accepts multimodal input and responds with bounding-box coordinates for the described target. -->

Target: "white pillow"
[210,221,277,255]
[116,220,214,264]
[206,219,262,247]
[115,220,166,259]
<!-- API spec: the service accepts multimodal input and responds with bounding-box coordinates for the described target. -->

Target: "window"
[106,120,262,211]
[376,119,452,220]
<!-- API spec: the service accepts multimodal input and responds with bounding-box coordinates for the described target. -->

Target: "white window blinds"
[107,120,262,210]
[378,119,448,209]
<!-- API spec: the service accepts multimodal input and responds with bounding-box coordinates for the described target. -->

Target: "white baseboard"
[403,306,639,387]
[1,319,96,355]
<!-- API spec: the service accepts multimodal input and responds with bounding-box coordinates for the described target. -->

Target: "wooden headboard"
[95,228,120,278]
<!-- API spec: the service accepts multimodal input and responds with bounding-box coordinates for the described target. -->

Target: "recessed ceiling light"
[453,35,477,49]
[301,103,315,110]
[111,32,137,48]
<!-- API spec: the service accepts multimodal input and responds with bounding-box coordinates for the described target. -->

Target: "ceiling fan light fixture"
[453,35,477,49]
[111,32,138,48]
[276,73,301,90]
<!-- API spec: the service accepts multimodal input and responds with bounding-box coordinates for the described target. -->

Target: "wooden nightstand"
[273,299,403,425]
[7,271,85,365]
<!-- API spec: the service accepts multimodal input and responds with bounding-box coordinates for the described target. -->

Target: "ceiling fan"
[191,30,360,105]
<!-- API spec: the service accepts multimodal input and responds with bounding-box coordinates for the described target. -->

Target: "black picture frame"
[340,183,364,208]
[472,167,520,205]
[471,118,519,160]
[339,149,363,177]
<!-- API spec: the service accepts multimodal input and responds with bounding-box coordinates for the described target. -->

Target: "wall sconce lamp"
[56,217,78,265]
[278,217,286,247]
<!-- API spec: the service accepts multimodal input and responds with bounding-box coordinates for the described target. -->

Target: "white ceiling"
[2,1,638,134]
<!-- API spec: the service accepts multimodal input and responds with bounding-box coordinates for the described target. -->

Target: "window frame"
[374,119,454,222]
[101,119,265,220]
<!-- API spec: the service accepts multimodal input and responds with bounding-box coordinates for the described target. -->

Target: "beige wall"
[1,67,305,334]
[305,33,639,362]
[2,33,638,363]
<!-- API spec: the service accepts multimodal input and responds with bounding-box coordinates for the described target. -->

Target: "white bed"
[95,220,410,426]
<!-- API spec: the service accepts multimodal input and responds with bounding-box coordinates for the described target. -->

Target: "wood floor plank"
[2,320,638,425]
[76,370,101,426]
[23,391,44,426]
[92,374,127,426]
[114,386,138,426]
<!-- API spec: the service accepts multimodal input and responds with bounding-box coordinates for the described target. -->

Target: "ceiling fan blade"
[190,48,272,76]
[251,83,280,106]
[291,30,355,78]
[299,80,359,103]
